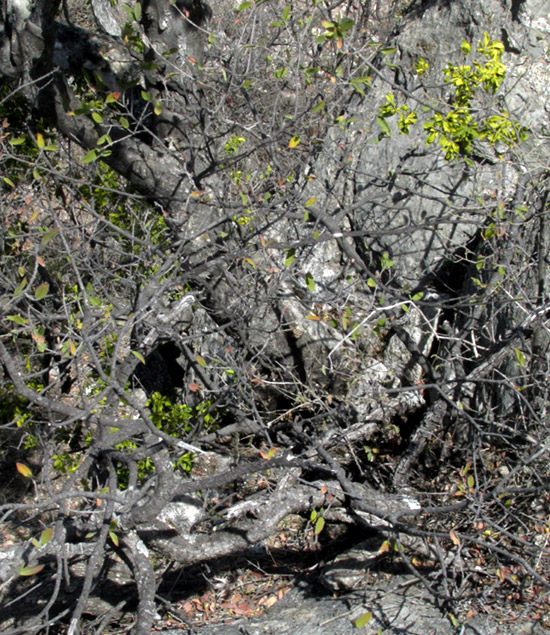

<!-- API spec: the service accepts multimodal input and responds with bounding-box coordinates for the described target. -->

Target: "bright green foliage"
[378,94,417,135]
[317,17,354,48]
[112,392,218,487]
[379,33,527,160]
[415,58,429,75]
[424,32,527,159]
[224,135,246,157]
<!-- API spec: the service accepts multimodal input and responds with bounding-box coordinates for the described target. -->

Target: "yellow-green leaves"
[17,564,45,576]
[31,527,53,549]
[353,611,372,628]
[288,135,301,148]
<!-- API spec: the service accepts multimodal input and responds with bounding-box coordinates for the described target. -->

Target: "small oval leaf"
[82,149,97,164]
[40,528,53,546]
[16,462,33,478]
[196,354,207,367]
[34,283,49,300]
[353,611,372,628]
[288,135,301,148]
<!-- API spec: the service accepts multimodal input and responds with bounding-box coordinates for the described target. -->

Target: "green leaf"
[380,47,397,55]
[109,531,119,547]
[514,347,526,367]
[367,277,376,288]
[305,197,316,208]
[376,117,391,136]
[353,611,372,628]
[236,1,252,11]
[141,91,151,101]
[39,528,53,546]
[92,112,103,124]
[13,279,27,297]
[132,350,146,364]
[34,283,50,300]
[119,117,130,129]
[284,248,296,267]
[3,176,15,188]
[196,354,207,367]
[36,133,45,149]
[17,564,45,576]
[305,272,315,292]
[41,227,59,247]
[8,136,25,146]
[154,102,162,116]
[82,149,97,164]
[310,510,317,522]
[134,2,142,20]
[312,100,325,113]
[314,517,325,535]
[7,314,28,325]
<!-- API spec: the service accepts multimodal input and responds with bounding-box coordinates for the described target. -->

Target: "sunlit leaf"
[17,564,44,576]
[109,531,119,547]
[36,133,45,148]
[314,517,325,535]
[284,248,295,267]
[132,350,146,364]
[288,135,301,148]
[196,354,207,367]
[353,611,372,628]
[305,197,316,208]
[514,347,526,367]
[40,528,53,546]
[34,283,49,300]
[305,272,315,292]
[82,149,97,164]
[7,314,28,325]
[92,112,103,124]
[16,462,33,478]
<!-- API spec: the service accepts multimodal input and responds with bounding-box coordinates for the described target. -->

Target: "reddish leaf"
[16,462,33,478]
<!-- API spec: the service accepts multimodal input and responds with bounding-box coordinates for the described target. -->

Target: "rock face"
[308,0,550,285]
